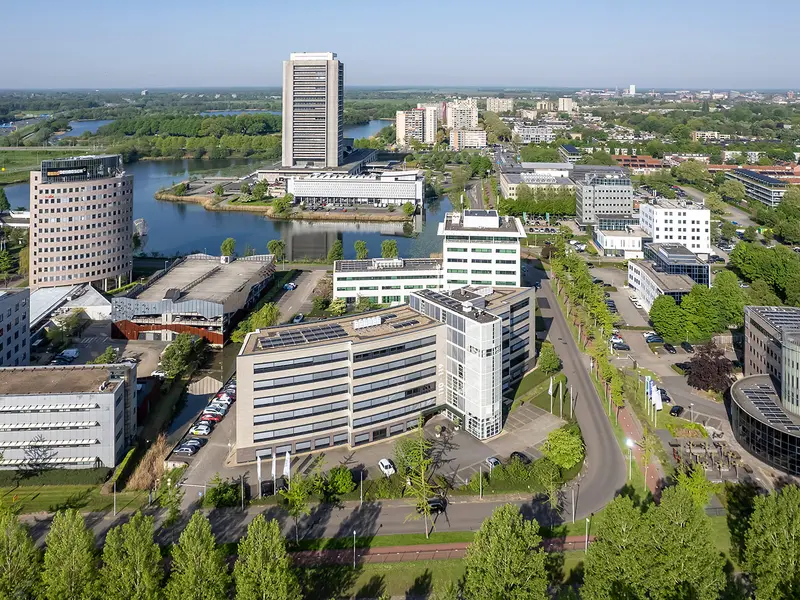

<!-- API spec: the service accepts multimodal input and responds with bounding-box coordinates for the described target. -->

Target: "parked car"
[658,388,672,403]
[190,424,212,436]
[642,331,656,339]
[592,278,604,285]
[646,335,664,344]
[203,408,226,418]
[663,343,677,354]
[174,446,198,456]
[292,313,305,324]
[151,370,168,379]
[485,456,502,470]
[613,343,631,351]
[632,301,643,309]
[418,497,447,514]
[509,451,531,465]
[283,283,297,290]
[669,405,685,417]
[200,413,223,424]
[681,341,694,353]
[182,438,206,448]
[378,458,396,477]
[675,361,693,373]
[610,335,624,344]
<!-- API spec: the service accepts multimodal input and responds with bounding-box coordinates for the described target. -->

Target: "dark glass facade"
[731,395,800,476]
[644,244,710,286]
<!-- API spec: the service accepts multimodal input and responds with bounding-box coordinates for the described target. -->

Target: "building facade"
[438,210,526,289]
[446,100,478,129]
[627,261,695,313]
[29,155,133,291]
[0,364,137,469]
[575,171,634,226]
[725,169,787,208]
[287,171,424,208]
[486,98,514,113]
[691,131,731,142]
[396,109,424,147]
[449,129,488,150]
[639,199,712,255]
[743,306,800,382]
[512,124,555,144]
[333,258,445,304]
[558,97,575,113]
[0,288,29,367]
[558,144,581,163]
[592,230,645,259]
[282,52,344,169]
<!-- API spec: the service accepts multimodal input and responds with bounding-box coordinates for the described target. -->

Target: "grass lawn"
[0,484,147,514]
[291,530,476,551]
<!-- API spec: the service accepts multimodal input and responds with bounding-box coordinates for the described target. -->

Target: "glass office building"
[644,243,710,287]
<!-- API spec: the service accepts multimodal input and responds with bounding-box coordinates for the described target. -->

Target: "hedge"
[0,467,112,487]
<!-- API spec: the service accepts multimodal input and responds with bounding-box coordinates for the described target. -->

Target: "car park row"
[175,379,237,457]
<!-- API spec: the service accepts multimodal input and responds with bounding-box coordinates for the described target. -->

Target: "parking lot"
[589,267,649,328]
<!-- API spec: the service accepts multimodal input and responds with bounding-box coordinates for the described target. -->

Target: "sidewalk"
[617,404,663,497]
[291,536,595,565]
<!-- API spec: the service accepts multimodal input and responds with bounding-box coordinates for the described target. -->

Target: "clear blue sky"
[4,0,797,90]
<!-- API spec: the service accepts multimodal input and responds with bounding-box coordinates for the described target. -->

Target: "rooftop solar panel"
[257,323,348,350]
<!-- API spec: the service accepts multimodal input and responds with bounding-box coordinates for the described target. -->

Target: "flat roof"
[241,304,439,355]
[440,212,525,235]
[519,162,573,170]
[731,375,800,434]
[256,149,377,176]
[635,261,696,293]
[414,286,529,324]
[334,258,442,273]
[136,255,273,304]
[746,306,800,334]
[30,285,81,327]
[0,365,124,396]
[732,169,786,186]
[560,144,580,154]
[503,172,574,186]
[643,198,706,210]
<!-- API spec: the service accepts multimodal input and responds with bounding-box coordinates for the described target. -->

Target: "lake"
[54,119,115,139]
[2,157,448,260]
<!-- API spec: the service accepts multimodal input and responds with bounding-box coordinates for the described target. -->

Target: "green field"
[0,484,147,514]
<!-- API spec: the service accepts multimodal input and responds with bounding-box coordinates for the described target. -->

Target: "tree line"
[95,113,282,139]
[729,241,800,306]
[499,184,576,217]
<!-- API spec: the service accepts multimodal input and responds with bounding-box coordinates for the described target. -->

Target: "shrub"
[203,473,243,508]
[537,341,562,375]
[325,465,356,497]
[0,468,111,487]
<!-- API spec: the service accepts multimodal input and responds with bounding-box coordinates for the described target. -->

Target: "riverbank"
[154,191,412,223]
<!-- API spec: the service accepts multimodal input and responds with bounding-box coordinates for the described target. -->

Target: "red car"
[200,413,223,423]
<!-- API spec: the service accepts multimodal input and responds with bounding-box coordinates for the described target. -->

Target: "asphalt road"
[678,185,756,228]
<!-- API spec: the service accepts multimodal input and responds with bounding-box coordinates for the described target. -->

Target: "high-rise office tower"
[29,155,133,291]
[282,52,344,169]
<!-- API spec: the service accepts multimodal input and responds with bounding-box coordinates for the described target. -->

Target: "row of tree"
[95,113,282,139]
[108,134,282,163]
[754,186,800,245]
[729,241,800,306]
[498,185,576,217]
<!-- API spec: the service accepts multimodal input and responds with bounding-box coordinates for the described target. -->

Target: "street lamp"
[625,438,635,480]
[585,516,591,554]
[689,403,694,423]
[353,530,357,568]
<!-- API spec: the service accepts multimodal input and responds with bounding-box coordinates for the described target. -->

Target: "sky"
[4,0,798,90]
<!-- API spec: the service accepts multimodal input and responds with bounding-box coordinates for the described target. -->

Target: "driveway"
[678,186,756,228]
[590,267,649,328]
[275,269,327,323]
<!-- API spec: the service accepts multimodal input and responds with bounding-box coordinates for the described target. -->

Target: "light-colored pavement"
[276,269,327,322]
[589,267,649,328]
[678,186,756,228]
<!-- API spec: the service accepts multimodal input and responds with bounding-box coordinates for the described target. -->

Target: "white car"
[629,294,639,302]
[204,405,227,416]
[610,335,624,344]
[642,331,656,339]
[190,424,212,436]
[633,301,643,309]
[378,458,396,477]
[212,396,233,407]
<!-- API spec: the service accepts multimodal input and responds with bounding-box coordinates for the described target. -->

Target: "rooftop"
[519,162,574,171]
[256,149,377,176]
[440,211,526,237]
[731,375,800,434]
[635,261,696,293]
[414,286,530,324]
[135,255,274,304]
[241,304,439,355]
[746,306,800,335]
[335,258,443,273]
[0,365,127,396]
[647,243,707,265]
[643,198,707,210]
[732,169,786,187]
[503,172,574,187]
[560,144,580,154]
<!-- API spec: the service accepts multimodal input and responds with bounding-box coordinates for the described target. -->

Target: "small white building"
[287,171,424,208]
[512,124,555,144]
[593,229,646,259]
[438,210,526,289]
[639,199,711,256]
[333,258,445,304]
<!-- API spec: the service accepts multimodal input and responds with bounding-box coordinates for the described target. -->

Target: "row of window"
[254,400,349,425]
[353,336,436,363]
[253,416,349,442]
[254,384,349,408]
[254,368,349,391]
[353,398,436,429]
[254,351,349,374]
[353,383,436,412]
[353,351,436,379]
[353,367,436,395]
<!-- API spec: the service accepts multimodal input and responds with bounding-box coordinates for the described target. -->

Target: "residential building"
[438,210,526,289]
[420,105,438,144]
[446,100,478,129]
[592,229,646,259]
[519,109,538,120]
[574,170,634,227]
[333,258,445,304]
[449,129,488,150]
[29,155,134,291]
[395,109,424,147]
[287,171,424,208]
[628,85,636,96]
[536,100,555,111]
[557,97,575,113]
[612,155,665,175]
[282,52,344,169]
[234,286,535,462]
[417,102,446,123]
[486,98,514,113]
[691,131,731,142]
[639,198,712,255]
[111,254,275,346]
[0,364,137,469]
[0,288,29,367]
[512,124,555,144]
[725,169,787,208]
[558,144,581,163]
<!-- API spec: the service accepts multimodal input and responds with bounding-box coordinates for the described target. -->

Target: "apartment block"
[558,144,581,163]
[234,286,535,462]
[438,210,526,289]
[575,170,634,227]
[396,109,424,147]
[0,288,29,367]
[282,52,344,168]
[446,100,478,129]
[639,199,711,255]
[725,169,787,208]
[0,364,137,469]
[536,100,555,111]
[558,97,575,113]
[512,124,555,144]
[333,258,445,304]
[691,131,731,142]
[29,155,133,291]
[449,129,488,150]
[486,98,514,113]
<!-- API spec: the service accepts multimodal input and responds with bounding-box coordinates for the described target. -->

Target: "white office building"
[287,171,424,208]
[449,129,488,150]
[639,199,711,255]
[575,171,634,227]
[593,229,646,259]
[627,261,695,313]
[558,97,575,113]
[0,288,30,367]
[446,100,479,129]
[333,258,445,304]
[438,210,526,289]
[486,98,514,113]
[512,124,555,144]
[0,364,137,469]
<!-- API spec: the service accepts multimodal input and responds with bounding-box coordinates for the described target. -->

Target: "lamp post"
[353,530,357,568]
[625,438,635,480]
[690,403,694,423]
[585,516,591,554]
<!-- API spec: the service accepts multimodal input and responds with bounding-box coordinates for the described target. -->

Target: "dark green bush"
[0,467,112,487]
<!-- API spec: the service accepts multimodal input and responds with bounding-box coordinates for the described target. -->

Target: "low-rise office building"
[612,155,665,175]
[449,129,488,150]
[486,98,514,113]
[512,124,555,144]
[0,288,30,367]
[234,286,534,463]
[439,210,526,289]
[112,254,275,346]
[726,169,787,208]
[286,171,424,208]
[639,199,711,255]
[333,258,445,304]
[744,306,800,381]
[0,364,137,469]
[499,171,575,200]
[592,229,646,259]
[691,131,731,142]
[627,243,711,312]
[575,170,634,227]
[558,144,581,163]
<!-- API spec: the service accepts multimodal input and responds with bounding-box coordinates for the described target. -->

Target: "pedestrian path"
[617,404,663,497]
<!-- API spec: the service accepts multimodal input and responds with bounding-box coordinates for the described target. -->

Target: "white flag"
[653,388,663,411]
[256,456,262,481]
[271,455,276,479]
[548,377,553,396]
[283,451,291,479]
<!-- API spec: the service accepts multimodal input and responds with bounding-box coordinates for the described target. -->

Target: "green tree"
[159,333,198,378]
[0,249,14,279]
[166,512,230,600]
[402,202,416,216]
[233,515,300,600]
[0,188,10,212]
[541,426,585,470]
[354,239,368,260]
[583,496,647,600]
[18,250,29,275]
[42,509,97,600]
[381,239,398,259]
[530,458,561,509]
[404,418,436,538]
[231,303,280,343]
[327,239,344,263]
[703,191,727,215]
[328,298,346,316]
[174,182,187,196]
[0,504,40,600]
[745,485,800,600]
[720,220,738,240]
[675,160,710,184]
[203,473,242,508]
[537,341,561,374]
[325,465,356,497]
[251,181,268,201]
[279,474,313,543]
[681,285,717,341]
[648,295,684,341]
[267,239,286,262]
[89,345,117,365]
[220,237,236,256]
[743,225,758,242]
[213,184,225,198]
[676,465,716,509]
[240,182,250,195]
[462,504,547,600]
[719,179,746,202]
[710,269,746,328]
[271,194,292,214]
[100,512,163,600]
